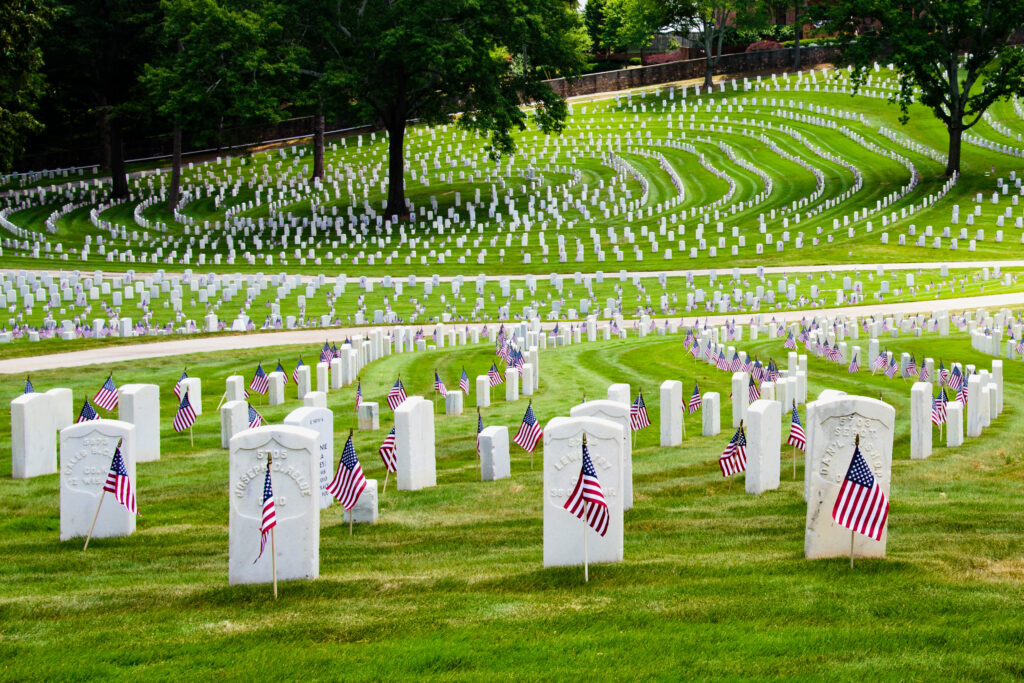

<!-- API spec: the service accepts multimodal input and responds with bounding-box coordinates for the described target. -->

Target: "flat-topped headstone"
[229,426,319,585]
[607,383,630,405]
[11,393,57,478]
[350,479,378,523]
[60,419,137,541]
[746,399,780,494]
[118,384,160,463]
[358,401,379,430]
[804,395,894,560]
[505,368,519,401]
[946,401,964,447]
[702,392,721,436]
[731,372,748,428]
[46,388,73,430]
[479,425,511,481]
[303,391,327,409]
[395,396,436,490]
[225,375,245,402]
[283,406,334,509]
[909,382,932,460]
[295,365,312,399]
[330,359,343,389]
[542,416,624,568]
[476,376,490,408]
[570,400,633,511]
[445,391,463,416]
[268,372,286,405]
[660,380,682,447]
[966,375,983,437]
[521,363,535,396]
[316,362,329,394]
[220,400,248,449]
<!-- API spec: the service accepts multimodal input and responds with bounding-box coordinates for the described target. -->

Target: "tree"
[665,0,738,89]
[822,0,1024,176]
[44,0,162,197]
[142,0,291,209]
[309,0,588,220]
[0,0,54,173]
[603,0,667,63]
[585,0,608,55]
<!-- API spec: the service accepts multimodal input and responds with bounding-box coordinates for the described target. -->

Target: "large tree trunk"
[109,117,129,199]
[384,115,408,220]
[169,123,182,211]
[945,125,962,177]
[98,110,112,172]
[311,100,325,181]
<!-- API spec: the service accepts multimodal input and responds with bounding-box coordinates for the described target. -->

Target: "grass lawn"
[1,325,1022,679]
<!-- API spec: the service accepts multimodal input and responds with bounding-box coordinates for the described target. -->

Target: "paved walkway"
[2,290,1020,374]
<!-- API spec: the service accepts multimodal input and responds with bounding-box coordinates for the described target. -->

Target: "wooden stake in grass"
[84,437,123,551]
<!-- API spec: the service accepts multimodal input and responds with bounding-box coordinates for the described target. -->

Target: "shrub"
[745,39,784,52]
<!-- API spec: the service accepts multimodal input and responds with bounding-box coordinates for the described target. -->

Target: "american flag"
[93,374,119,411]
[513,403,543,452]
[24,377,33,394]
[752,360,763,382]
[355,380,362,411]
[687,383,702,414]
[719,426,747,476]
[387,377,407,410]
[103,440,139,516]
[788,404,806,450]
[275,360,289,384]
[488,362,504,386]
[320,342,332,363]
[250,364,269,394]
[948,365,964,392]
[460,368,470,395]
[326,434,367,510]
[918,363,930,382]
[562,439,609,536]
[255,464,276,562]
[905,355,917,377]
[630,391,650,431]
[172,391,197,432]
[784,332,797,350]
[885,357,899,379]
[832,444,889,541]
[716,350,729,371]
[476,410,484,458]
[872,353,887,372]
[77,398,99,423]
[848,355,860,373]
[730,352,741,372]
[434,371,448,397]
[173,369,188,399]
[939,361,950,385]
[291,356,305,385]
[331,343,340,359]
[379,427,397,472]
[957,370,969,404]
[931,387,947,426]
[248,403,263,428]
[748,376,760,403]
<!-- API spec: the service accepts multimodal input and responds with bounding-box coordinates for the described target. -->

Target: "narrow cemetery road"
[11,260,1024,285]
[3,289,1022,374]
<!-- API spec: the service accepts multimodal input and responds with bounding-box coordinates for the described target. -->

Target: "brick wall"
[545,47,840,99]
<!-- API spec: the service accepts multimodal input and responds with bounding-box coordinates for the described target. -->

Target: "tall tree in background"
[585,0,609,55]
[44,0,162,197]
[309,0,587,220]
[0,0,54,173]
[602,0,667,63]
[666,0,738,89]
[142,0,291,209]
[823,0,1024,176]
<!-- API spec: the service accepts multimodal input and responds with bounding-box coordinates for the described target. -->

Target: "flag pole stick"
[271,526,278,599]
[793,444,797,480]
[83,491,106,551]
[382,470,389,494]
[583,502,589,583]
[349,509,353,537]
[190,425,194,448]
[216,391,226,411]
[850,529,855,569]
